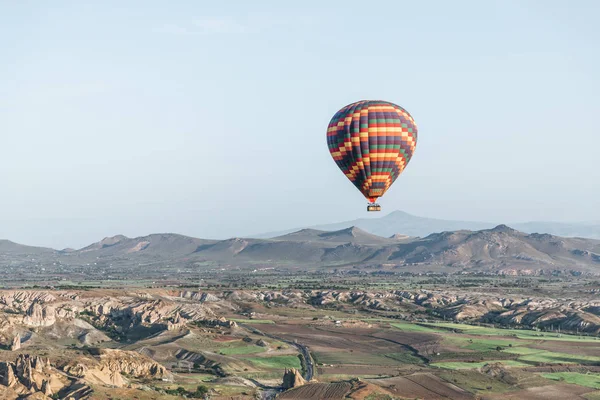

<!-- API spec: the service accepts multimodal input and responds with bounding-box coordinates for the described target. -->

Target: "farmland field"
[432,360,530,369]
[541,373,600,389]
[246,355,302,370]
[4,276,600,399]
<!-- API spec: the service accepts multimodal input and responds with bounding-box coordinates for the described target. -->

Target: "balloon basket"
[367,204,381,212]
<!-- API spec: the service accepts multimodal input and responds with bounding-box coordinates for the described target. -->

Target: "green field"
[447,336,523,351]
[432,360,529,369]
[219,345,266,355]
[385,352,424,364]
[516,350,600,365]
[444,334,600,365]
[390,322,445,333]
[438,370,518,395]
[541,372,600,389]
[503,347,548,355]
[246,355,301,370]
[425,322,600,342]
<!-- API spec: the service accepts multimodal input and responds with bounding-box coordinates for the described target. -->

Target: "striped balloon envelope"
[326,100,418,210]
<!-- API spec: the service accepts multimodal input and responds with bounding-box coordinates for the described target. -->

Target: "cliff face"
[0,351,171,399]
[63,349,172,388]
[23,302,56,327]
[98,348,171,380]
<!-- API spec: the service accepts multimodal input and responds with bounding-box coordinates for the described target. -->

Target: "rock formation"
[41,379,52,396]
[23,302,56,327]
[0,354,68,398]
[0,362,18,387]
[203,317,237,329]
[63,349,171,388]
[282,368,306,390]
[167,311,187,330]
[10,334,20,351]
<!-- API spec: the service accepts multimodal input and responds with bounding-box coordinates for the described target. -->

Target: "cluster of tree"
[163,385,209,398]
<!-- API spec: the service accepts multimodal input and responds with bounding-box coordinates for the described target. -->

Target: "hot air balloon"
[326,100,418,212]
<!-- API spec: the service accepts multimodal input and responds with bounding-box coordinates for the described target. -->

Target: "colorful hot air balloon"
[326,100,418,211]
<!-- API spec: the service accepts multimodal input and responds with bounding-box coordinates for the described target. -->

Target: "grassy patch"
[432,360,529,369]
[463,339,521,352]
[230,319,275,324]
[541,372,600,389]
[390,322,444,333]
[384,352,424,364]
[219,345,266,355]
[425,322,600,342]
[365,394,395,400]
[502,347,544,355]
[511,331,599,342]
[584,390,600,400]
[434,351,517,361]
[246,355,301,370]
[438,370,517,395]
[517,350,600,365]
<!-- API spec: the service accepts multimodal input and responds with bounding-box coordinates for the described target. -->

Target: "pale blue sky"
[1,0,599,248]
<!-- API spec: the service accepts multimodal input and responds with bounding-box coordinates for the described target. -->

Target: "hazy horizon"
[4,209,600,250]
[2,0,599,249]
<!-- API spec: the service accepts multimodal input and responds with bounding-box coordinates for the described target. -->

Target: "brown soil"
[258,323,434,353]
[527,340,600,357]
[278,379,396,400]
[481,383,594,400]
[369,373,475,400]
[319,365,412,376]
[278,382,353,399]
[214,335,239,342]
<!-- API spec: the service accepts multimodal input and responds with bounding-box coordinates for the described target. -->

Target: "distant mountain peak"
[344,226,361,236]
[100,234,128,242]
[97,235,128,248]
[272,228,328,241]
[489,225,518,234]
[328,226,369,238]
[293,228,326,235]
[385,210,412,217]
[527,232,556,240]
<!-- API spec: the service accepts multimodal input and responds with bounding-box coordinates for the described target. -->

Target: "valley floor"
[1,277,600,399]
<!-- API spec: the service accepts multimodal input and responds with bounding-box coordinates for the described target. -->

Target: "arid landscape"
[2,221,600,399]
[5,0,599,398]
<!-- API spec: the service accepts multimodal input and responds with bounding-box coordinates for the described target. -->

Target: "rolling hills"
[2,225,600,275]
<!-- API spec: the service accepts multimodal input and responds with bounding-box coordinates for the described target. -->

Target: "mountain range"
[2,223,600,275]
[255,210,600,240]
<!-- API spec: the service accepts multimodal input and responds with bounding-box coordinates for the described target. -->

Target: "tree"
[194,385,209,397]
